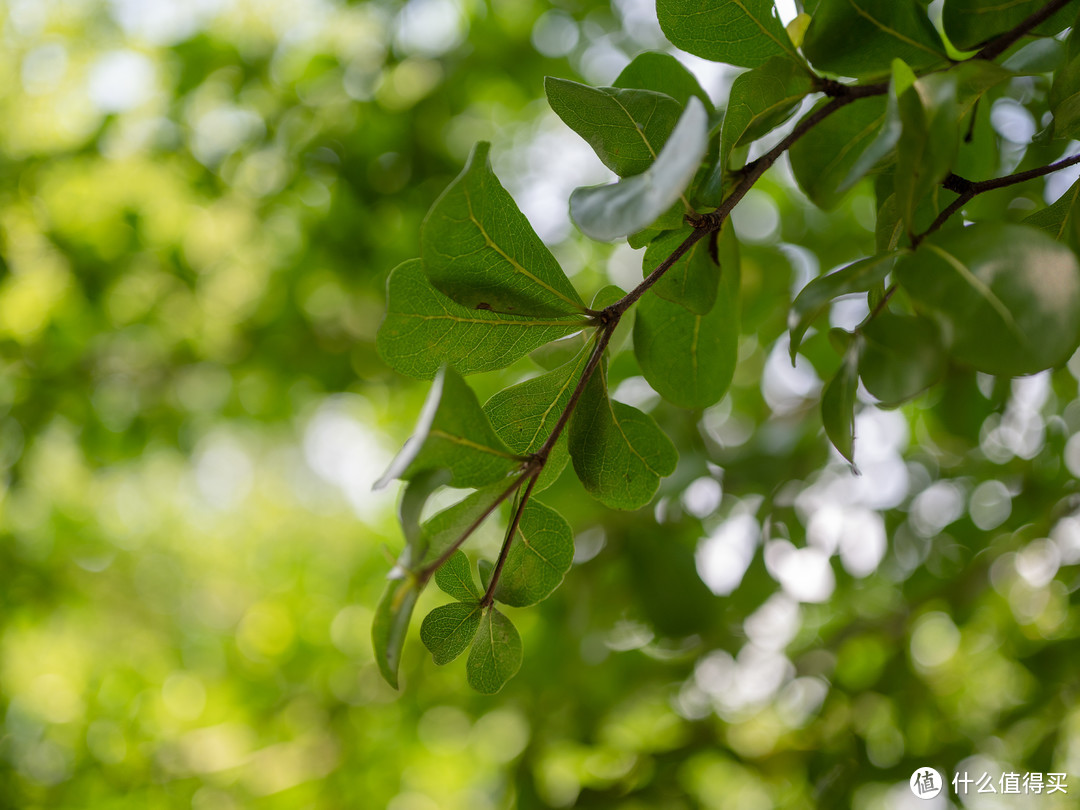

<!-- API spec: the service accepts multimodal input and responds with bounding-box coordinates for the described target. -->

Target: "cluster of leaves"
[375,0,1080,692]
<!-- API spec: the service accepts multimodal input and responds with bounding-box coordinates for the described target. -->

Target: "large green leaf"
[718,56,814,187]
[570,97,709,241]
[642,228,717,315]
[420,141,585,317]
[790,97,888,210]
[483,342,594,492]
[372,577,421,689]
[378,260,585,379]
[943,0,1073,51]
[493,500,574,607]
[859,313,946,406]
[466,608,523,694]
[420,601,483,666]
[1050,53,1080,140]
[568,362,678,510]
[1023,178,1080,251]
[895,71,959,236]
[788,252,898,362]
[802,0,946,79]
[634,223,739,409]
[614,51,712,112]
[375,366,521,490]
[822,339,862,464]
[896,223,1080,376]
[545,78,682,177]
[434,550,481,602]
[657,0,800,68]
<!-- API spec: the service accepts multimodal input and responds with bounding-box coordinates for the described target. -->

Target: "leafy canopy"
[374,0,1080,699]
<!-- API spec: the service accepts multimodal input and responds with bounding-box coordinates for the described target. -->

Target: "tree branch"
[916,152,1080,245]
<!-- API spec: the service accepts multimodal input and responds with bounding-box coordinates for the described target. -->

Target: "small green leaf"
[414,484,510,569]
[570,98,709,242]
[421,601,483,666]
[614,51,712,112]
[943,0,1073,51]
[643,227,718,314]
[568,361,678,510]
[493,500,574,607]
[372,577,421,690]
[895,223,1080,376]
[717,56,813,188]
[895,72,959,236]
[434,550,481,602]
[822,339,862,465]
[788,253,897,362]
[657,0,800,68]
[545,78,682,177]
[378,260,584,379]
[396,468,452,571]
[483,342,594,492]
[859,313,946,407]
[803,0,946,79]
[635,223,739,409]
[421,141,585,317]
[466,607,523,694]
[376,366,520,490]
[790,97,888,210]
[1023,178,1080,251]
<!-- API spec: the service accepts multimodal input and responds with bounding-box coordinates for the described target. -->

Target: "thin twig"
[915,152,1080,245]
[481,473,539,607]
[975,0,1075,61]
[534,325,614,459]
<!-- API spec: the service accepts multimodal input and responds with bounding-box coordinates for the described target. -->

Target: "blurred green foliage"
[4,1,1080,809]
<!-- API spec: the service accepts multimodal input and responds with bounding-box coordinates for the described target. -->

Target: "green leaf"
[657,0,800,68]
[414,484,511,569]
[372,577,421,689]
[859,313,946,406]
[568,361,678,510]
[376,366,521,490]
[1051,54,1080,140]
[434,550,481,602]
[788,252,897,362]
[1023,178,1080,251]
[634,223,740,409]
[895,71,959,236]
[802,0,946,79]
[943,0,1073,52]
[614,51,712,113]
[717,56,814,189]
[642,227,718,314]
[822,339,862,465]
[378,260,585,379]
[493,500,574,607]
[483,342,594,492]
[466,607,523,694]
[837,61,913,194]
[790,97,888,210]
[570,98,708,241]
[421,141,585,317]
[420,601,483,666]
[895,223,1080,376]
[545,78,682,177]
[396,468,452,571]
